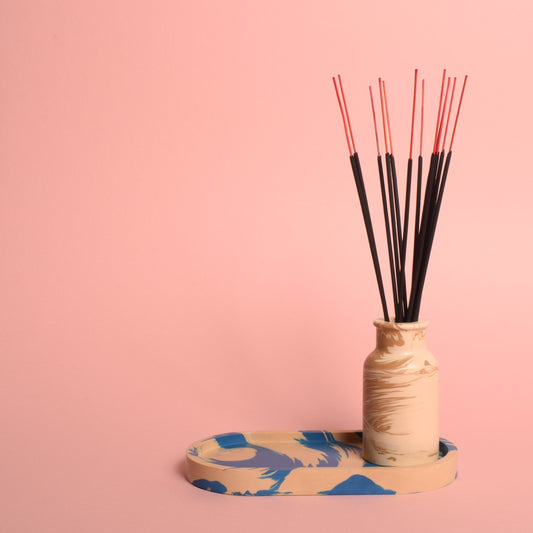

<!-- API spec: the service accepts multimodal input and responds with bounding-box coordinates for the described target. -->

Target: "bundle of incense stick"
[333,70,467,322]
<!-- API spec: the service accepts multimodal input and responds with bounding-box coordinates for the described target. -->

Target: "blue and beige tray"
[186,430,457,495]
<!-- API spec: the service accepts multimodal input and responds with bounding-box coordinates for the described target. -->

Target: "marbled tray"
[186,430,457,495]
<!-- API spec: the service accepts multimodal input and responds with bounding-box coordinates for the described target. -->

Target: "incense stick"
[398,69,418,320]
[414,79,425,239]
[333,76,390,321]
[370,86,399,319]
[379,80,402,318]
[383,81,407,318]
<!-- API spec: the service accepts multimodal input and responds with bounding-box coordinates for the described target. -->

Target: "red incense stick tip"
[382,80,394,155]
[378,78,389,154]
[442,77,457,151]
[433,69,447,153]
[338,74,357,154]
[332,76,353,155]
[409,69,418,159]
[436,77,451,152]
[449,75,468,151]
[369,86,381,156]
[419,79,425,156]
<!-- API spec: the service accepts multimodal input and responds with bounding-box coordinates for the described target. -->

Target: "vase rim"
[373,318,429,331]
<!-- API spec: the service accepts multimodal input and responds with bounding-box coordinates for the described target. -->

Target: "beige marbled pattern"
[363,320,439,467]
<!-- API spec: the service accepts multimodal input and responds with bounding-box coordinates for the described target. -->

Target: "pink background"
[1,1,532,531]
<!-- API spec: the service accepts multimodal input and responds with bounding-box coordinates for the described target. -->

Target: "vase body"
[363,320,439,467]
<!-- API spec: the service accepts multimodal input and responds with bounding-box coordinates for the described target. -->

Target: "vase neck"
[374,320,428,352]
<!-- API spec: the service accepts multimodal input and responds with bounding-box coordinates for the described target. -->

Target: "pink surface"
[1,1,532,531]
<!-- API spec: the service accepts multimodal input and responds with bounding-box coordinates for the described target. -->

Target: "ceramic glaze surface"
[363,320,439,466]
[186,430,457,495]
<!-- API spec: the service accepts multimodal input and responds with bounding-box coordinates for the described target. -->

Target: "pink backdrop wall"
[1,1,532,531]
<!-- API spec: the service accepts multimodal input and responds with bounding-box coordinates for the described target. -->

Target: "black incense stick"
[414,79,425,239]
[333,76,390,321]
[398,70,418,320]
[407,70,448,320]
[351,153,390,322]
[383,82,404,255]
[379,80,402,319]
[370,86,399,320]
[401,70,418,272]
[382,81,407,319]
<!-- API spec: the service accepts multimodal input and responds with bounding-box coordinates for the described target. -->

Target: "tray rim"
[186,429,456,472]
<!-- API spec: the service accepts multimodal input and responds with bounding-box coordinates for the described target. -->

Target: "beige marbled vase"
[363,319,439,467]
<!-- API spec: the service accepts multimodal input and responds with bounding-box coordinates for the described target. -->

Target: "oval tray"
[186,430,457,495]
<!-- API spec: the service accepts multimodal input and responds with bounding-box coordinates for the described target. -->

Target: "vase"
[362,319,439,467]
